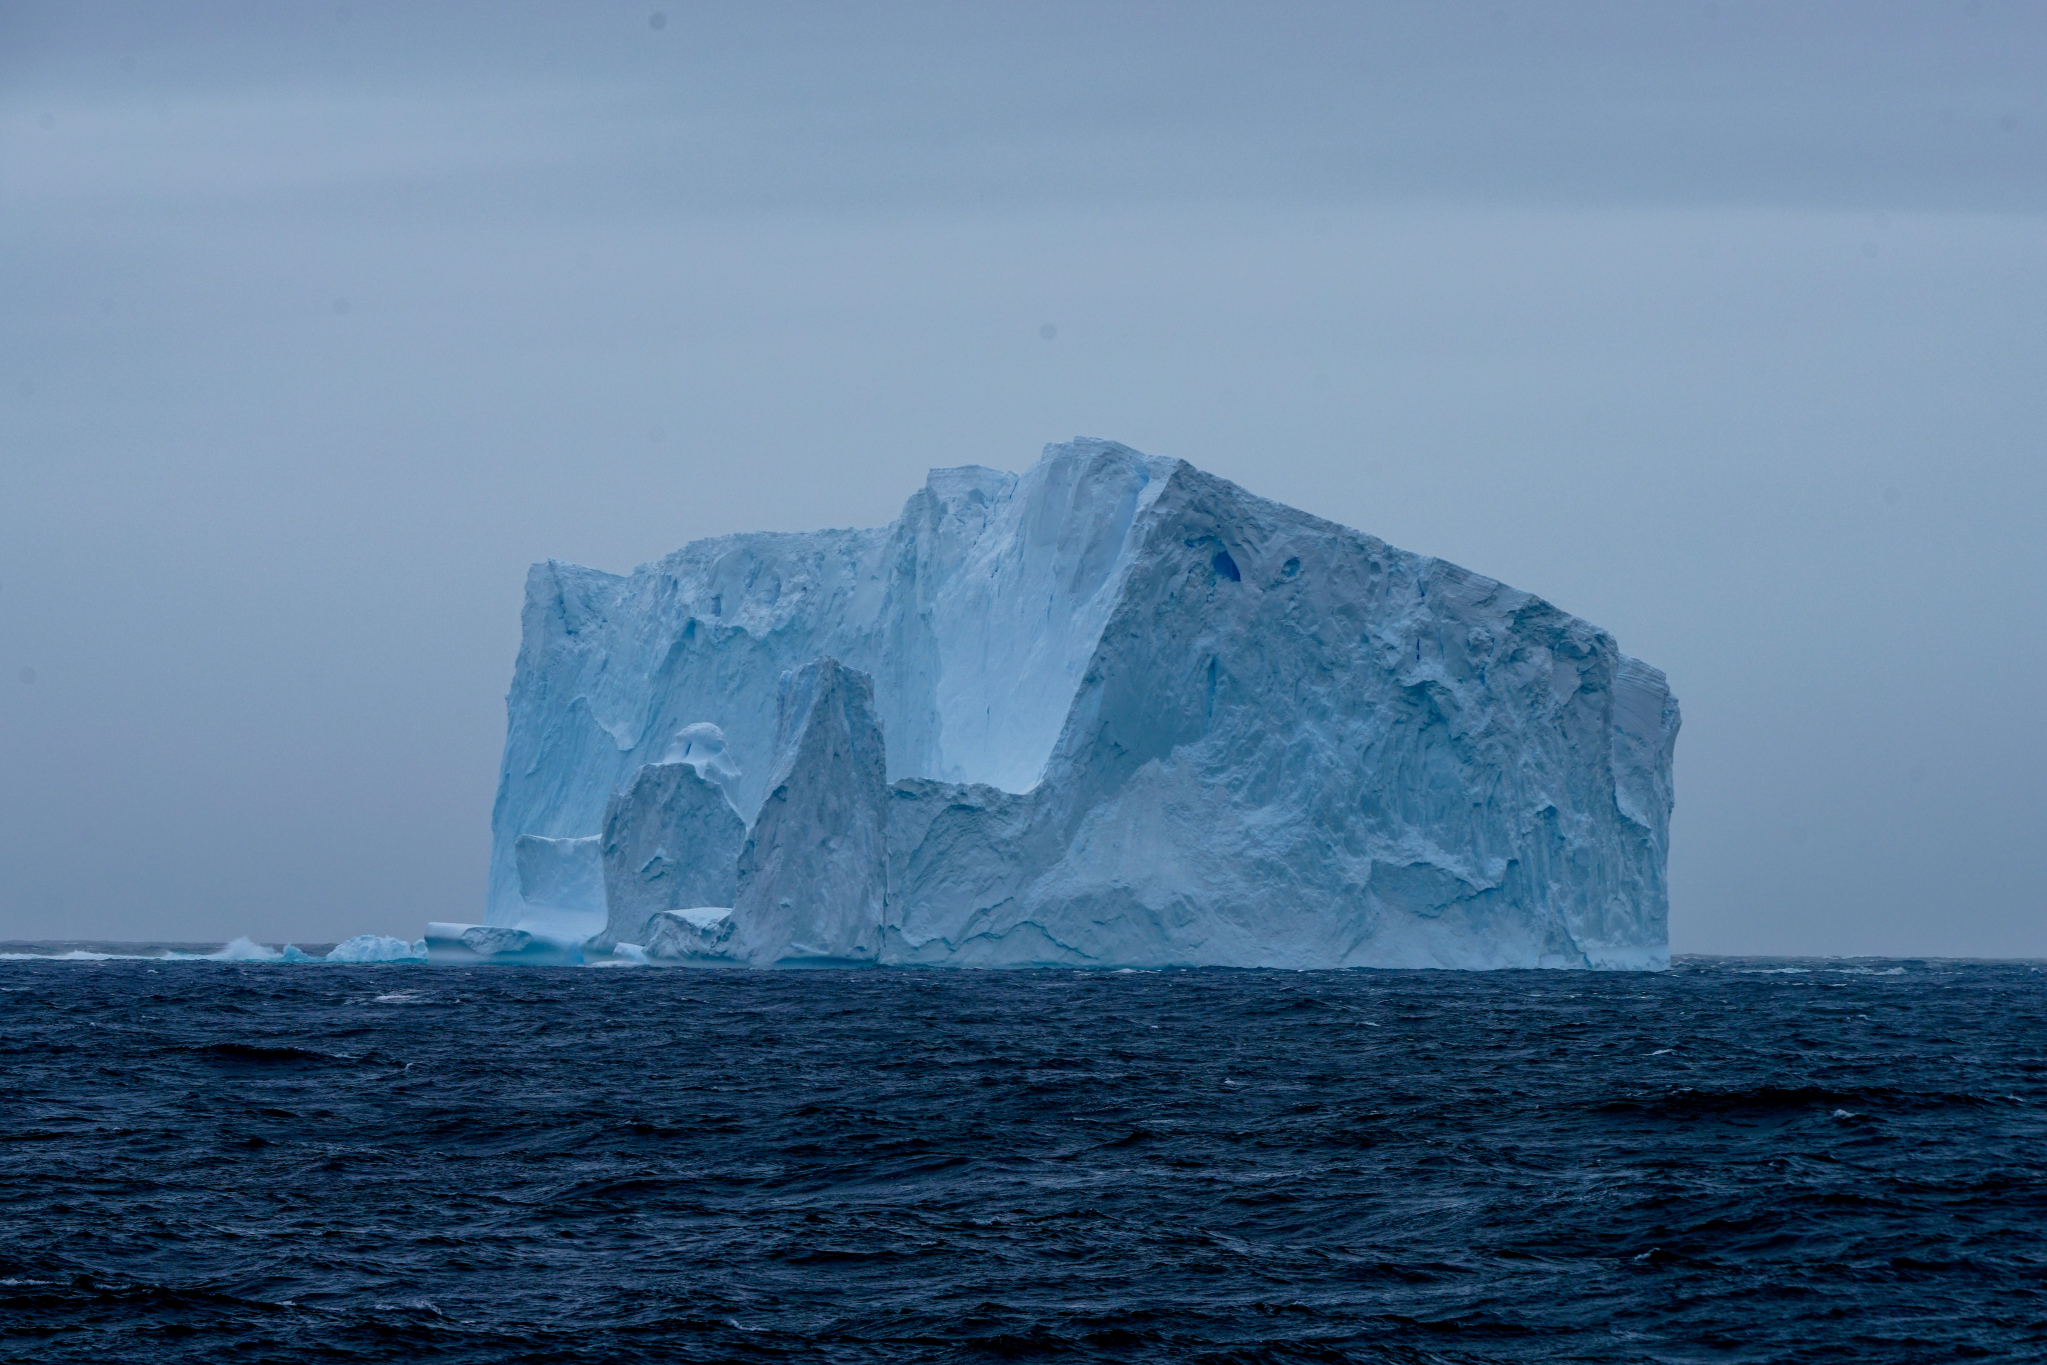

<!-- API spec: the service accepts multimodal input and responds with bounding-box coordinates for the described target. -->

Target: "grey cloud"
[5,2,2044,217]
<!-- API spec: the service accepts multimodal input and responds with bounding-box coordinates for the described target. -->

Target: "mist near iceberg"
[458,437,1676,971]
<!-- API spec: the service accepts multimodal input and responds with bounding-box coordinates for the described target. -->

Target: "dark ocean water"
[1,957,2042,1363]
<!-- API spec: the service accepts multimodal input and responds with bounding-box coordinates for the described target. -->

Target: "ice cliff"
[483,438,1678,969]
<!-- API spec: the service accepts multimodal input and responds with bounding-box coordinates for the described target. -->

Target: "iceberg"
[485,438,1678,970]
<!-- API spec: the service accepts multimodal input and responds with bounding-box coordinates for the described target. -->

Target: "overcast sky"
[2,1,2042,955]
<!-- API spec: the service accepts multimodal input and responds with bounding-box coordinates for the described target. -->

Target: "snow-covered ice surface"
[487,438,1679,970]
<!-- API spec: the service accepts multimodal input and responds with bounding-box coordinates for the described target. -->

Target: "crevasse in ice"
[482,438,1679,969]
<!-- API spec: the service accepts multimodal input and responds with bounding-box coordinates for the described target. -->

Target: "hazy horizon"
[3,2,2042,956]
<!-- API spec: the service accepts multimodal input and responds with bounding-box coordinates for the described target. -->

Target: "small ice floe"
[640,907,738,962]
[424,922,584,966]
[1831,1108,1860,1120]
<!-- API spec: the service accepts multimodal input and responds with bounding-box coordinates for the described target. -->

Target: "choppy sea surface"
[1,954,2042,1363]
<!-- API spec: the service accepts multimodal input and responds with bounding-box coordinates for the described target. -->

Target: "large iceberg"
[485,438,1678,969]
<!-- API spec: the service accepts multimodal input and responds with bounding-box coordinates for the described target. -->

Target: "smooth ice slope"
[487,438,1679,969]
[514,835,604,935]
